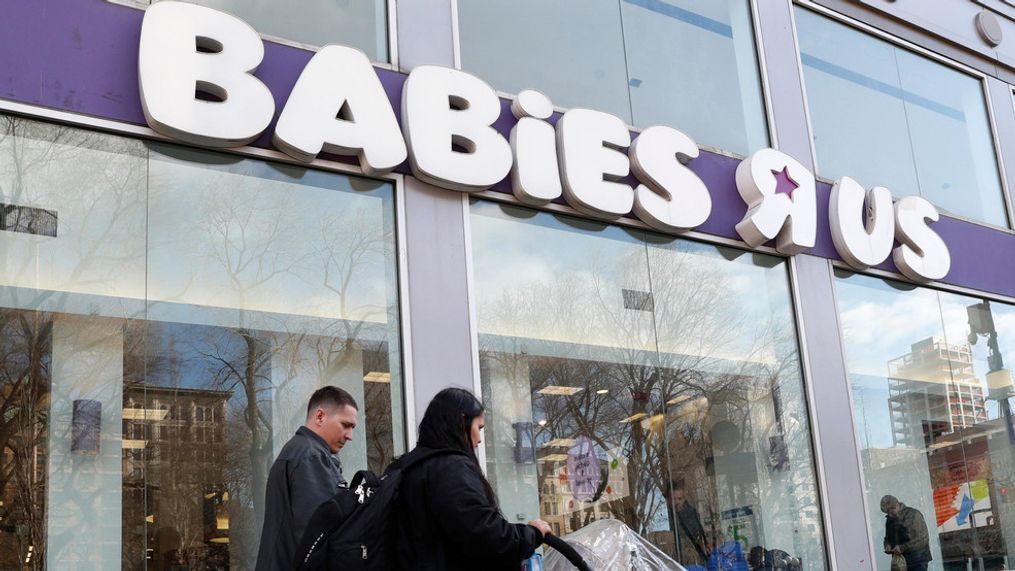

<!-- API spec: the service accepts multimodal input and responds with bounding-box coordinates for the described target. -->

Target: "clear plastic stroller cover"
[543,519,687,571]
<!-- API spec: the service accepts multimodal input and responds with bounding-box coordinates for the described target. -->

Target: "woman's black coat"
[391,446,543,570]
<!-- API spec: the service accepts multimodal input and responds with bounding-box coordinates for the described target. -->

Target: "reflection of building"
[888,337,987,447]
[0,381,48,570]
[121,382,232,570]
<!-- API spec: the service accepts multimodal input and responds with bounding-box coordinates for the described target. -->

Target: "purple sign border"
[2,0,1014,298]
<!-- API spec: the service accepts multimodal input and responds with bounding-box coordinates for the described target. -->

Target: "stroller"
[544,519,687,571]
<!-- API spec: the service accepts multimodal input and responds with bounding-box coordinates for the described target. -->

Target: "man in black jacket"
[881,495,933,571]
[671,487,709,564]
[255,386,358,571]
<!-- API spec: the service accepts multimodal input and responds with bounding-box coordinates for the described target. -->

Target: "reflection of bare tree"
[316,209,397,475]
[196,327,273,551]
[0,310,51,569]
[318,205,391,343]
[181,180,306,543]
[479,232,811,558]
[0,117,146,304]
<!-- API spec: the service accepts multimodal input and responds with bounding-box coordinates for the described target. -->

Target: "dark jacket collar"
[297,425,333,456]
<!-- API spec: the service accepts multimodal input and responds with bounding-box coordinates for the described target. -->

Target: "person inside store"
[670,484,709,565]
[255,386,359,571]
[389,387,552,570]
[881,494,933,571]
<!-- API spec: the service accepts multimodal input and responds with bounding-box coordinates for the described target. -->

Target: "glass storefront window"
[0,116,405,569]
[470,200,826,568]
[836,271,1015,570]
[149,0,390,61]
[457,0,769,156]
[795,8,1007,228]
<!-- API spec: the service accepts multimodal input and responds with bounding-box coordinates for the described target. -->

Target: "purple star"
[771,166,799,197]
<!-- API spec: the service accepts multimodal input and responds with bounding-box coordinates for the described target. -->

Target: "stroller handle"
[544,534,593,571]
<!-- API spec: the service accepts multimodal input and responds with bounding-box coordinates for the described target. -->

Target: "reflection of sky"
[852,373,895,450]
[0,126,148,300]
[0,132,401,331]
[836,272,1015,450]
[836,273,943,378]
[144,321,247,394]
[470,201,796,363]
[147,145,396,324]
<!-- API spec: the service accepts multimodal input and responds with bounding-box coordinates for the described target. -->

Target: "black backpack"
[293,448,467,571]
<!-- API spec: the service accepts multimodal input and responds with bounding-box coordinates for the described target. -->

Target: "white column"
[46,315,124,570]
[482,353,540,524]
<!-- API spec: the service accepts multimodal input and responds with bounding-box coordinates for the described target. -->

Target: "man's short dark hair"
[667,478,686,495]
[306,386,358,418]
[881,494,900,513]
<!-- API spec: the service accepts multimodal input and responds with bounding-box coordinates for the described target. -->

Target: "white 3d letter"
[138,1,275,147]
[894,196,951,282]
[402,66,512,192]
[734,149,816,254]
[630,126,710,233]
[273,46,406,174]
[509,90,562,205]
[557,109,633,219]
[829,176,894,270]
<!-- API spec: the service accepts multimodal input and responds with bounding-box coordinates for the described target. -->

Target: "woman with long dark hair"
[390,387,551,570]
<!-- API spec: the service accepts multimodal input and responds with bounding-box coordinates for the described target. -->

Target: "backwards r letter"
[734,149,816,255]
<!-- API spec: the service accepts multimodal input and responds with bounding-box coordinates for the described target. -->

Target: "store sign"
[137,1,951,282]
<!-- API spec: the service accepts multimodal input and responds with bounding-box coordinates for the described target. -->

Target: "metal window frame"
[750,0,782,151]
[461,193,487,469]
[787,254,870,570]
[451,0,463,70]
